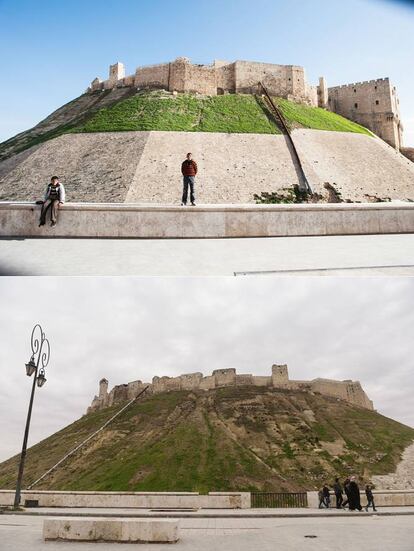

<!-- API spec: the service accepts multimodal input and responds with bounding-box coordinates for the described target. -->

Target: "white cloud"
[0,276,413,463]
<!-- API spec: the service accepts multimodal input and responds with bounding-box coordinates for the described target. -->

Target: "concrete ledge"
[1,201,414,238]
[0,490,250,509]
[307,489,414,508]
[43,518,179,543]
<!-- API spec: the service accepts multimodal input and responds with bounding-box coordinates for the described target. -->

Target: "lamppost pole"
[13,324,50,509]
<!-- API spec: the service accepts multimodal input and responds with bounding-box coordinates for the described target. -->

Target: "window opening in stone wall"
[375,85,377,90]
[354,89,356,92]
[354,103,358,108]
[376,100,379,105]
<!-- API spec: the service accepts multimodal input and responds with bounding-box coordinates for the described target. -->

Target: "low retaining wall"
[0,490,250,509]
[1,202,413,238]
[307,490,414,508]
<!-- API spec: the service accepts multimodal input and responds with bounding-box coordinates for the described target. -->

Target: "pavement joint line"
[234,264,414,275]
[5,510,414,519]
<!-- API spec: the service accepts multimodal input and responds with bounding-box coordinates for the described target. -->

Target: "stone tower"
[99,378,108,400]
[271,364,289,386]
[108,62,125,85]
[318,77,328,108]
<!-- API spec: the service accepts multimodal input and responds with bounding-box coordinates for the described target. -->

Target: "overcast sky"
[0,276,413,463]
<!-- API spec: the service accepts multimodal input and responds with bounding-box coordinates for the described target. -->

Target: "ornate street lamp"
[13,324,51,509]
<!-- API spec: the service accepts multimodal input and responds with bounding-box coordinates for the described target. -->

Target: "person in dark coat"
[365,484,377,512]
[322,484,331,508]
[342,478,351,508]
[348,475,362,511]
[333,477,343,509]
[318,489,325,508]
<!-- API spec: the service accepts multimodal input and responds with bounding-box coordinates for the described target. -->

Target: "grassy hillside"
[72,91,371,136]
[275,98,372,135]
[71,93,281,134]
[0,387,412,493]
[0,90,372,162]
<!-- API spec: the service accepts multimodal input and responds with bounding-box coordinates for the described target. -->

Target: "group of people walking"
[37,153,198,227]
[319,476,377,511]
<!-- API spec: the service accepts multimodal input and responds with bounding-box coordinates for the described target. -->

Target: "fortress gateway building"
[89,57,403,149]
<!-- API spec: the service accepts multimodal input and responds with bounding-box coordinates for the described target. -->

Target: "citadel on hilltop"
[88,364,374,413]
[88,57,403,149]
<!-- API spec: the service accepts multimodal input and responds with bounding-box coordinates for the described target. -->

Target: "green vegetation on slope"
[71,91,372,136]
[71,92,280,134]
[0,90,373,163]
[1,387,410,493]
[275,97,372,135]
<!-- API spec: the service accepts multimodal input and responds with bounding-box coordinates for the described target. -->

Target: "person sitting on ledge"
[39,176,66,228]
[181,152,197,206]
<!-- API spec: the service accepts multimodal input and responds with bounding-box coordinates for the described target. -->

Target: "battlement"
[88,57,319,105]
[86,56,403,150]
[87,364,374,414]
[329,78,390,91]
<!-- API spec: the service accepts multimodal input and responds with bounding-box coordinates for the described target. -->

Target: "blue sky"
[0,0,413,145]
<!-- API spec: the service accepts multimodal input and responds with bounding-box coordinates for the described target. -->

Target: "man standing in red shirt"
[181,152,197,206]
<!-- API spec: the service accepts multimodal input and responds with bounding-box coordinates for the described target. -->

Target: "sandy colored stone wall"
[135,63,170,89]
[0,490,250,509]
[372,441,414,490]
[310,379,373,410]
[86,364,375,414]
[272,364,289,386]
[91,57,316,103]
[179,62,217,95]
[126,131,301,204]
[2,129,414,205]
[216,61,236,93]
[401,148,414,163]
[2,201,414,241]
[292,129,414,202]
[328,78,402,149]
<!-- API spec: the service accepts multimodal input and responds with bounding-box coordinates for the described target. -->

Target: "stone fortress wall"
[90,57,318,105]
[88,57,403,149]
[87,364,374,414]
[326,78,403,150]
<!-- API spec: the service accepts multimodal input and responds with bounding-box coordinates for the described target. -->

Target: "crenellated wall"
[87,364,374,414]
[87,57,405,150]
[327,78,403,149]
[88,57,319,105]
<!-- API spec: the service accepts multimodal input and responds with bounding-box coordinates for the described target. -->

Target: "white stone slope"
[0,129,413,203]
[372,441,414,490]
[294,129,414,201]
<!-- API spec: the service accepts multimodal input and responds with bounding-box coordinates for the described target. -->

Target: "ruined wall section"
[309,378,373,409]
[172,59,217,95]
[215,61,236,93]
[327,78,403,149]
[88,366,374,414]
[134,63,170,89]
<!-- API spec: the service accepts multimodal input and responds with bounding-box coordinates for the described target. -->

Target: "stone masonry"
[327,78,403,149]
[87,364,374,413]
[88,57,404,149]
[89,57,318,105]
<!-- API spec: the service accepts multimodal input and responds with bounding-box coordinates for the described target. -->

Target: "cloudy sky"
[0,276,413,463]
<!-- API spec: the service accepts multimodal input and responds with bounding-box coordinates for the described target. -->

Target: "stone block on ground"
[43,518,180,543]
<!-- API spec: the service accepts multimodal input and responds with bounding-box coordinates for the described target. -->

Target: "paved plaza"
[1,233,414,276]
[1,509,414,550]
